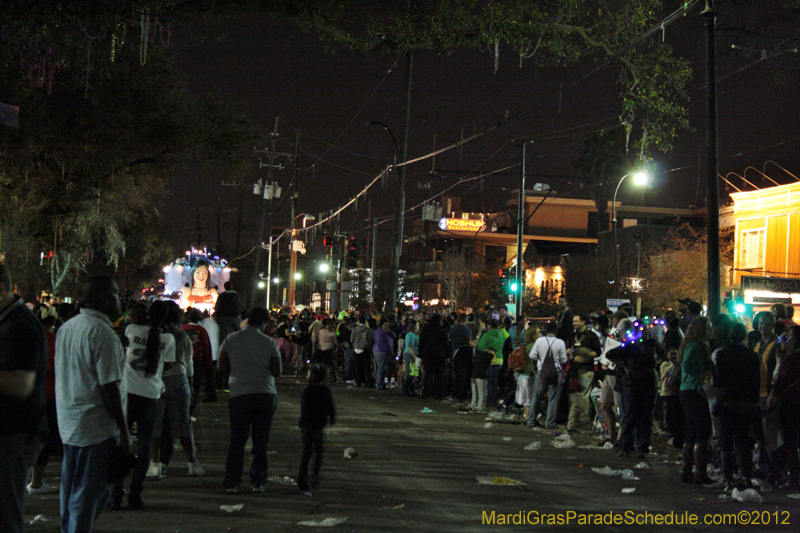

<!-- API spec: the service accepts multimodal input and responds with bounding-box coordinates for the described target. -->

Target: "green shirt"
[680,341,708,392]
[477,329,506,365]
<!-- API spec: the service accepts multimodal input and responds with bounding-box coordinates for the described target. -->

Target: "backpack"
[539,340,559,386]
[508,345,528,373]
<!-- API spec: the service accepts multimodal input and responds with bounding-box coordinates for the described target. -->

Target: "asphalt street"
[23,377,800,532]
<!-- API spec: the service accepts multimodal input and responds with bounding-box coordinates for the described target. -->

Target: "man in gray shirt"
[218,306,281,493]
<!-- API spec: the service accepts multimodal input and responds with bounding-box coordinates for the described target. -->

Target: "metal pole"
[611,175,631,300]
[370,217,378,314]
[289,133,301,307]
[515,143,526,319]
[253,116,280,306]
[702,0,721,319]
[266,236,273,309]
[390,49,413,315]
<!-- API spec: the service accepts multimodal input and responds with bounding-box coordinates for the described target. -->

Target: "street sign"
[606,298,630,312]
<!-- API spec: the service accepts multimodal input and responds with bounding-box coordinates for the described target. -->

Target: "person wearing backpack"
[524,321,567,429]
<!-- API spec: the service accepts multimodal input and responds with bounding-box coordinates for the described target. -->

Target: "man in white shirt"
[524,321,568,429]
[56,276,129,533]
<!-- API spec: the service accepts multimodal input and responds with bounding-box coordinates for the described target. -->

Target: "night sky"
[166,5,800,259]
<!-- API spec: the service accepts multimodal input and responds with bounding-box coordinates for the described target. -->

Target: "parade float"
[162,248,233,313]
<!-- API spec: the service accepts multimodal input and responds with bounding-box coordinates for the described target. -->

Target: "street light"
[294,272,302,281]
[318,263,330,273]
[612,171,649,299]
[368,120,404,314]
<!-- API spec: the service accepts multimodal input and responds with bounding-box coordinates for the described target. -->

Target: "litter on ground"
[476,476,526,486]
[731,488,763,503]
[297,517,349,527]
[267,475,295,485]
[220,504,243,513]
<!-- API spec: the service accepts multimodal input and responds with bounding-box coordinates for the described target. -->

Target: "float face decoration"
[438,218,486,231]
[162,250,231,312]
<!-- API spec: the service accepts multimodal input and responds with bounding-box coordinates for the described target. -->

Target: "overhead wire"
[264,0,708,241]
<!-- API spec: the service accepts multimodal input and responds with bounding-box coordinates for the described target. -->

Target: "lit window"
[740,228,765,268]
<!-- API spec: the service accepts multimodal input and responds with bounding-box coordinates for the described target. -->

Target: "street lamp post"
[611,172,649,299]
[368,120,404,314]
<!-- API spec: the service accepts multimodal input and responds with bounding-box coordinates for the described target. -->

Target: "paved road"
[24,377,800,532]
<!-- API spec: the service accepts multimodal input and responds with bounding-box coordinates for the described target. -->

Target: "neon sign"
[438,218,486,231]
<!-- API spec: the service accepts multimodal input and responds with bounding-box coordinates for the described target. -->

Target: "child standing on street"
[298,365,336,492]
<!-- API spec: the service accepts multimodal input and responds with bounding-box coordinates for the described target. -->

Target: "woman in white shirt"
[111,300,175,510]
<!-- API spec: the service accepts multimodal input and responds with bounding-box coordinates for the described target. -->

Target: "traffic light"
[508,266,519,293]
[347,236,359,268]
[323,235,335,247]
[499,268,509,289]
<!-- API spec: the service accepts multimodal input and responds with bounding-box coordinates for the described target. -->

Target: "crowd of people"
[3,256,800,532]
[264,295,800,497]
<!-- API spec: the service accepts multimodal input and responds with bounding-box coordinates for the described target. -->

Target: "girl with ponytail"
[112,299,176,510]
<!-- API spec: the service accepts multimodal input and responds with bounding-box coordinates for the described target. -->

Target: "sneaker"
[188,461,205,476]
[27,482,59,494]
[252,485,265,493]
[146,461,161,479]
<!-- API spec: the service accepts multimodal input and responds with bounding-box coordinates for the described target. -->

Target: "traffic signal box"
[347,236,359,268]
[499,267,519,293]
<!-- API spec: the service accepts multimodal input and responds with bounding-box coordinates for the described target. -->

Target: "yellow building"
[730,181,800,306]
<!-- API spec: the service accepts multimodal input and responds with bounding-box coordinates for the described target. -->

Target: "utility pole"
[515,144,527,319]
[253,117,280,306]
[252,117,292,308]
[288,133,301,308]
[702,0,721,320]
[389,48,413,315]
[370,217,378,314]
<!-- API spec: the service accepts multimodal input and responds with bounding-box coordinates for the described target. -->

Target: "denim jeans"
[0,432,43,533]
[374,351,391,389]
[527,373,563,428]
[224,393,277,489]
[343,349,354,381]
[487,365,502,407]
[61,436,117,533]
